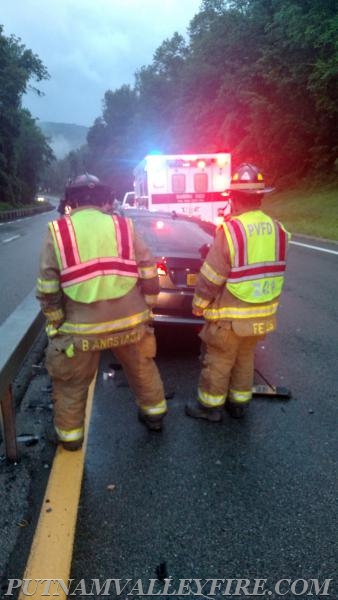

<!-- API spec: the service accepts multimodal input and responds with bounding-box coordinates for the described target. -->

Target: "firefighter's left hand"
[144,294,159,308]
[46,319,64,338]
[192,306,204,317]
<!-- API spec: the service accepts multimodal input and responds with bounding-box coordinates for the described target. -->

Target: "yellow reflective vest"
[222,210,289,303]
[193,209,290,322]
[49,210,138,303]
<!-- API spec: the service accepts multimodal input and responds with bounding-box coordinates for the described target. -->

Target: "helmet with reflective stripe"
[229,163,274,195]
[65,173,111,206]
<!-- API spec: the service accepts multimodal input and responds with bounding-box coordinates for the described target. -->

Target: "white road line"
[290,240,338,255]
[2,235,20,244]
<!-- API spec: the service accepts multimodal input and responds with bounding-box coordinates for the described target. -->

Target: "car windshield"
[132,214,215,254]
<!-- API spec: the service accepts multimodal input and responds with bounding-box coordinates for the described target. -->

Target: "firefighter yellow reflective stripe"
[138,265,158,279]
[48,223,63,270]
[37,277,60,293]
[203,302,279,320]
[193,293,210,309]
[139,399,167,416]
[228,389,252,404]
[46,324,59,338]
[231,182,265,190]
[55,425,84,442]
[201,262,227,286]
[58,310,151,335]
[198,388,226,407]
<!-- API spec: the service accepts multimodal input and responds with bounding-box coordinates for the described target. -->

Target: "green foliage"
[16,110,54,201]
[41,147,89,194]
[0,25,52,205]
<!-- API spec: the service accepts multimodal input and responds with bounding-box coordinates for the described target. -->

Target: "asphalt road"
[0,199,58,325]
[1,221,337,599]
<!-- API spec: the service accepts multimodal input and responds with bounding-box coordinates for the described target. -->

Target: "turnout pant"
[45,326,166,442]
[197,321,264,408]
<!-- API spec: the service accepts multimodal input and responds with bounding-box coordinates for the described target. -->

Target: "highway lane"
[0,199,58,325]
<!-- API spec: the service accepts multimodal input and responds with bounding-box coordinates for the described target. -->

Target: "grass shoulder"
[262,181,338,242]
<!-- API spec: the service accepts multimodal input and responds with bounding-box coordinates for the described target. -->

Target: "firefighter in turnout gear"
[36,174,167,450]
[185,164,290,421]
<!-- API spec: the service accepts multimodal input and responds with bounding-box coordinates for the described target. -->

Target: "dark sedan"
[120,209,216,326]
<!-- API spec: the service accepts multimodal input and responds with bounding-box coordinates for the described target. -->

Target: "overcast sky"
[1,0,202,127]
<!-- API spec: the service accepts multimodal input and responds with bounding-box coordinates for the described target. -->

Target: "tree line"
[0,25,54,206]
[1,0,338,205]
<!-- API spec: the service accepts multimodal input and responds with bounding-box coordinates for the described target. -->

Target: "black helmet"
[65,173,111,206]
[68,173,101,188]
[229,163,274,195]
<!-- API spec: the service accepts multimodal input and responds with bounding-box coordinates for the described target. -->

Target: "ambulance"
[127,152,232,224]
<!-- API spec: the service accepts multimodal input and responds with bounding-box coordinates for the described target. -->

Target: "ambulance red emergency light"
[131,152,231,224]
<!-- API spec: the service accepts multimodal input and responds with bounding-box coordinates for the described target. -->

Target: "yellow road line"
[18,373,97,599]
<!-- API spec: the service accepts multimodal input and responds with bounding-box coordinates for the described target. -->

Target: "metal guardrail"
[0,205,54,222]
[0,289,45,462]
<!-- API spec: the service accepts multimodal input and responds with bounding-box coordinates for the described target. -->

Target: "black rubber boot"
[225,402,247,419]
[138,411,164,431]
[185,401,223,422]
[62,439,84,451]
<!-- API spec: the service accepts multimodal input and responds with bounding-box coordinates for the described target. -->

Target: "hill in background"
[38,122,89,159]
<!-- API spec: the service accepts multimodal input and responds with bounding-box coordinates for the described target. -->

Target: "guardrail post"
[0,384,19,463]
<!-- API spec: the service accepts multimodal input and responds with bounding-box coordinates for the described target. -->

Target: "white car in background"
[121,191,148,209]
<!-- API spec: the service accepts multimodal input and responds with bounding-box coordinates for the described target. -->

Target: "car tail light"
[157,261,167,276]
[155,219,165,230]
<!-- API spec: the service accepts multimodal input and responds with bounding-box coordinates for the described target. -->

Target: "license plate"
[187,273,197,286]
